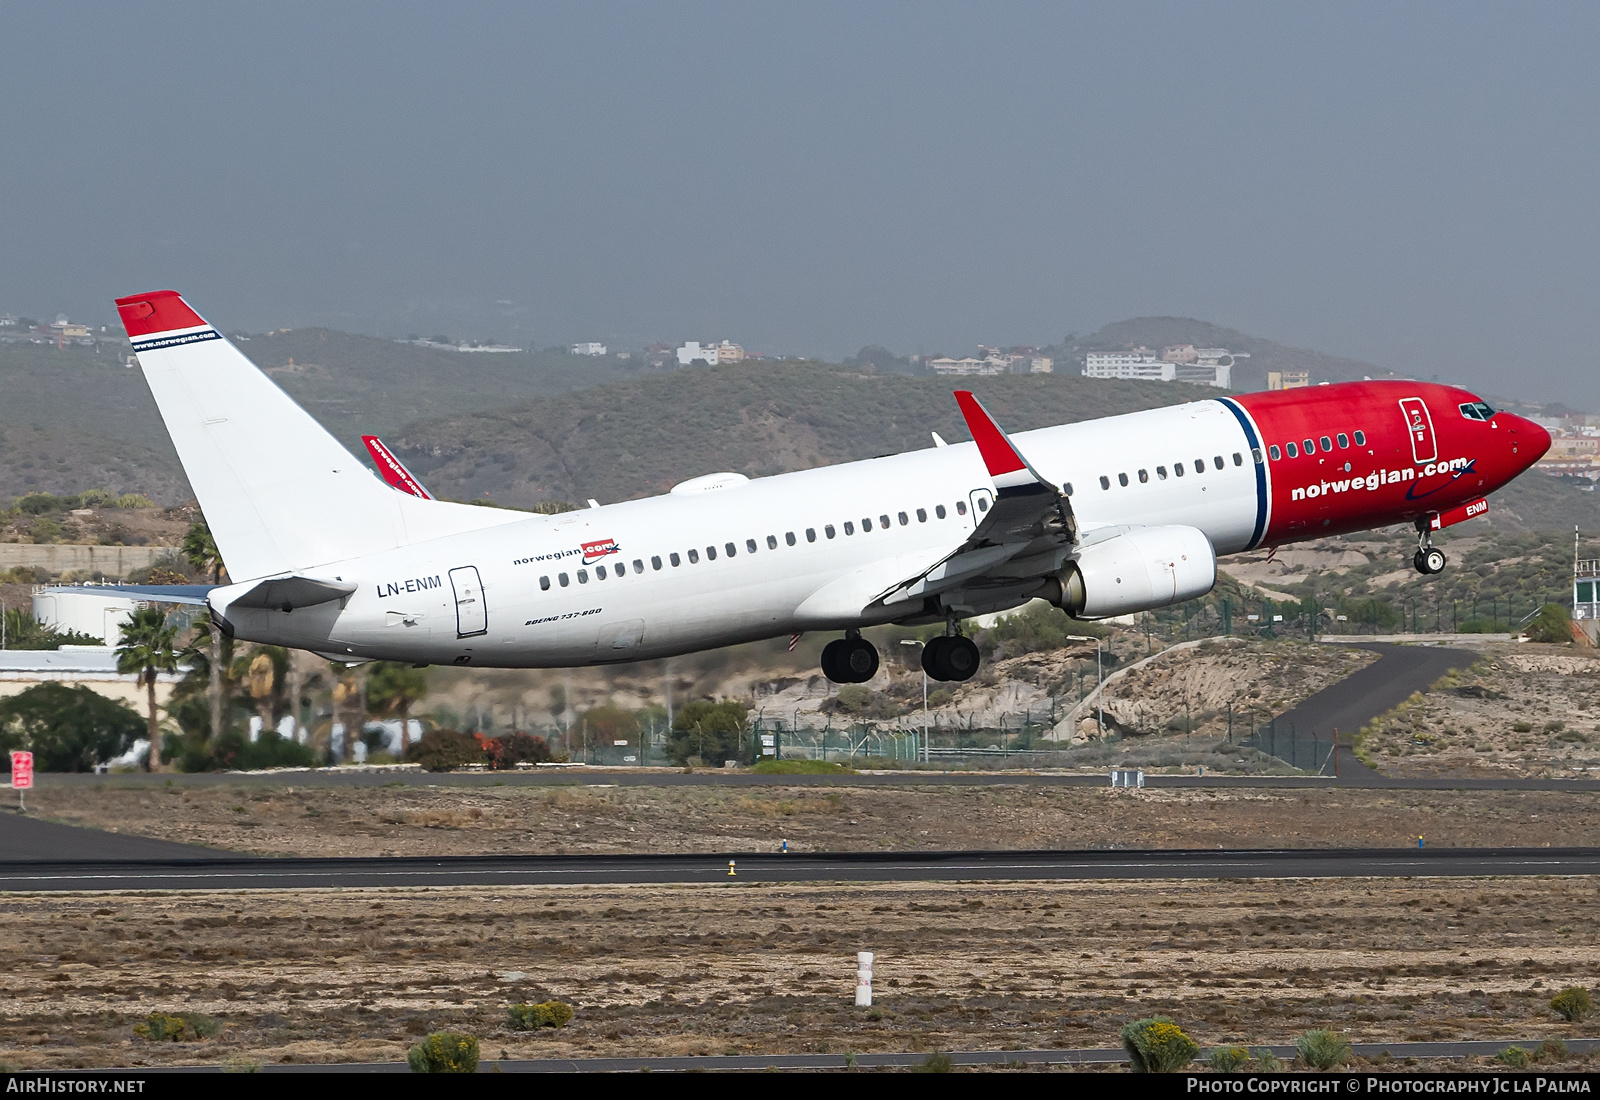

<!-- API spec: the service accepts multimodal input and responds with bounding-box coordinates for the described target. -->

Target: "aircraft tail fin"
[116,291,519,581]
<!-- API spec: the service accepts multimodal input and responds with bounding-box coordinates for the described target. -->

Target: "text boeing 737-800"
[103,290,1549,684]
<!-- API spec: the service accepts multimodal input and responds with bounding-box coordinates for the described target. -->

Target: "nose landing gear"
[1413,520,1447,575]
[821,631,880,684]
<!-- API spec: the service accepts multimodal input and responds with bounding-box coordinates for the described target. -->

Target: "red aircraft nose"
[1499,412,1552,468]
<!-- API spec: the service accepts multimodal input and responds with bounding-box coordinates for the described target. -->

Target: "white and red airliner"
[107,290,1549,683]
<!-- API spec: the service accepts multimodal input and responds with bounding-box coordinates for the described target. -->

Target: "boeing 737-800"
[105,290,1549,684]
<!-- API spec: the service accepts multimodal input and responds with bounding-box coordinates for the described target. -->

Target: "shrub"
[133,1012,219,1041]
[1295,1029,1352,1070]
[1120,1016,1200,1073]
[406,1031,480,1073]
[914,1052,952,1073]
[1525,603,1574,644]
[506,1001,574,1030]
[1539,1038,1569,1062]
[1551,986,1592,1022]
[1512,721,1534,733]
[1206,1046,1250,1072]
[1497,1046,1531,1069]
[1252,1050,1284,1072]
[481,732,555,769]
[404,729,487,771]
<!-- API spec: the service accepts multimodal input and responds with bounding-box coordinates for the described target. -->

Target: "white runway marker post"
[855,951,873,1007]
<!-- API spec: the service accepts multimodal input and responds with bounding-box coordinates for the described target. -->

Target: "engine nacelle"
[1044,525,1216,619]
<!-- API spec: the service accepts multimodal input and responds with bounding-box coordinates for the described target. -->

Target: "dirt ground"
[2,876,1598,1071]
[27,781,1600,857]
[1362,644,1600,778]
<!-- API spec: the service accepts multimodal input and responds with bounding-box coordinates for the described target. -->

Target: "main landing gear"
[922,634,980,682]
[1413,520,1447,576]
[821,631,879,684]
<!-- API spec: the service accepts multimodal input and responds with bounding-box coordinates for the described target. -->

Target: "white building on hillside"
[929,357,1006,376]
[677,341,718,366]
[1085,349,1238,388]
[570,342,607,356]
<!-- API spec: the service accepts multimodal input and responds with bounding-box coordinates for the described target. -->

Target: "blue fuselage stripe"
[1218,398,1268,549]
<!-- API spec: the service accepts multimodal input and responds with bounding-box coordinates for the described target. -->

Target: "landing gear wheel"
[1413,548,1447,575]
[923,636,981,682]
[822,637,879,684]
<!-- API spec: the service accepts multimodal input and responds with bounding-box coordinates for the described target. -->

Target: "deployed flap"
[876,392,1077,606]
[220,575,359,612]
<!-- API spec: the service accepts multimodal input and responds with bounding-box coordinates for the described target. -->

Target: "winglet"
[953,391,1055,495]
[362,436,434,500]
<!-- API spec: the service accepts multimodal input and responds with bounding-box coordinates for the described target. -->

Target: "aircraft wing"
[875,391,1077,607]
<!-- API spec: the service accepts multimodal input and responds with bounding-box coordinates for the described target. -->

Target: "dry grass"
[2,877,1599,1070]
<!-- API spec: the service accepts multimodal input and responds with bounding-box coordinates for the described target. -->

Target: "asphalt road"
[4,845,1599,892]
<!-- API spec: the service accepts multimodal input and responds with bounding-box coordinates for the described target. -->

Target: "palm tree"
[366,661,428,756]
[116,608,179,769]
[182,519,227,745]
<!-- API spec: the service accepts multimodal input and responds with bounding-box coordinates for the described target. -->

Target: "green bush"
[1120,1015,1200,1073]
[1497,1046,1531,1069]
[1205,1046,1250,1072]
[1295,1029,1352,1070]
[1512,721,1534,733]
[404,729,487,771]
[1551,986,1592,1022]
[914,1052,953,1073]
[133,1012,219,1041]
[0,683,144,770]
[1252,1050,1284,1072]
[506,1001,574,1030]
[1525,603,1574,644]
[1539,1038,1569,1062]
[406,1031,480,1073]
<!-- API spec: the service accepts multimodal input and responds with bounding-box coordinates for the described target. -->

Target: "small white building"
[677,341,718,366]
[32,588,145,645]
[570,342,607,356]
[929,357,1006,376]
[1029,357,1053,374]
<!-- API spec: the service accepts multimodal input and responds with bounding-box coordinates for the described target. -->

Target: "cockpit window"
[1459,401,1495,421]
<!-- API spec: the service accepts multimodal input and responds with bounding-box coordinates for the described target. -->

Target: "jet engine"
[1043,525,1216,619]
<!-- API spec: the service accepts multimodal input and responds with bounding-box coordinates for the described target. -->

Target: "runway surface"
[4,845,1599,892]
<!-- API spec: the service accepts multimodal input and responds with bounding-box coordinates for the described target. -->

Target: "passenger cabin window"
[596,565,607,579]
[1174,463,1185,477]
[1156,466,1167,479]
[956,501,967,515]
[767,535,777,549]
[652,556,663,570]
[725,542,736,557]
[1193,459,1204,473]
[748,539,758,553]
[1138,469,1149,483]
[1285,442,1298,457]
[559,572,569,586]
[1064,483,1074,496]
[688,549,699,563]
[1319,436,1332,452]
[843,521,854,535]
[935,505,947,519]
[540,576,550,591]
[806,528,816,542]
[1268,445,1280,460]
[1100,476,1111,490]
[976,497,988,512]
[916,508,927,522]
[1232,452,1243,466]
[670,552,681,567]
[1213,456,1224,470]
[882,514,892,528]
[898,512,908,525]
[706,545,717,560]
[785,532,796,546]
[1354,430,1366,445]
[1252,447,1263,464]
[1303,438,1315,454]
[577,569,589,583]
[1336,433,1349,448]
[633,559,644,573]
[1118,472,1129,487]
[825,525,836,538]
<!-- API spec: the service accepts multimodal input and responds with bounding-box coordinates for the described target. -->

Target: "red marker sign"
[10,751,33,790]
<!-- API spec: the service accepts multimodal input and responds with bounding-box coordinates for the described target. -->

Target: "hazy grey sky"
[3,2,1597,400]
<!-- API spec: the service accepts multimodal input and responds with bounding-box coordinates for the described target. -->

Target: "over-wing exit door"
[1398,397,1436,464]
[449,566,488,637]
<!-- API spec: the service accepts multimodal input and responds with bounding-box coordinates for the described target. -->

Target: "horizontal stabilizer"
[224,576,359,612]
[53,584,216,606]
